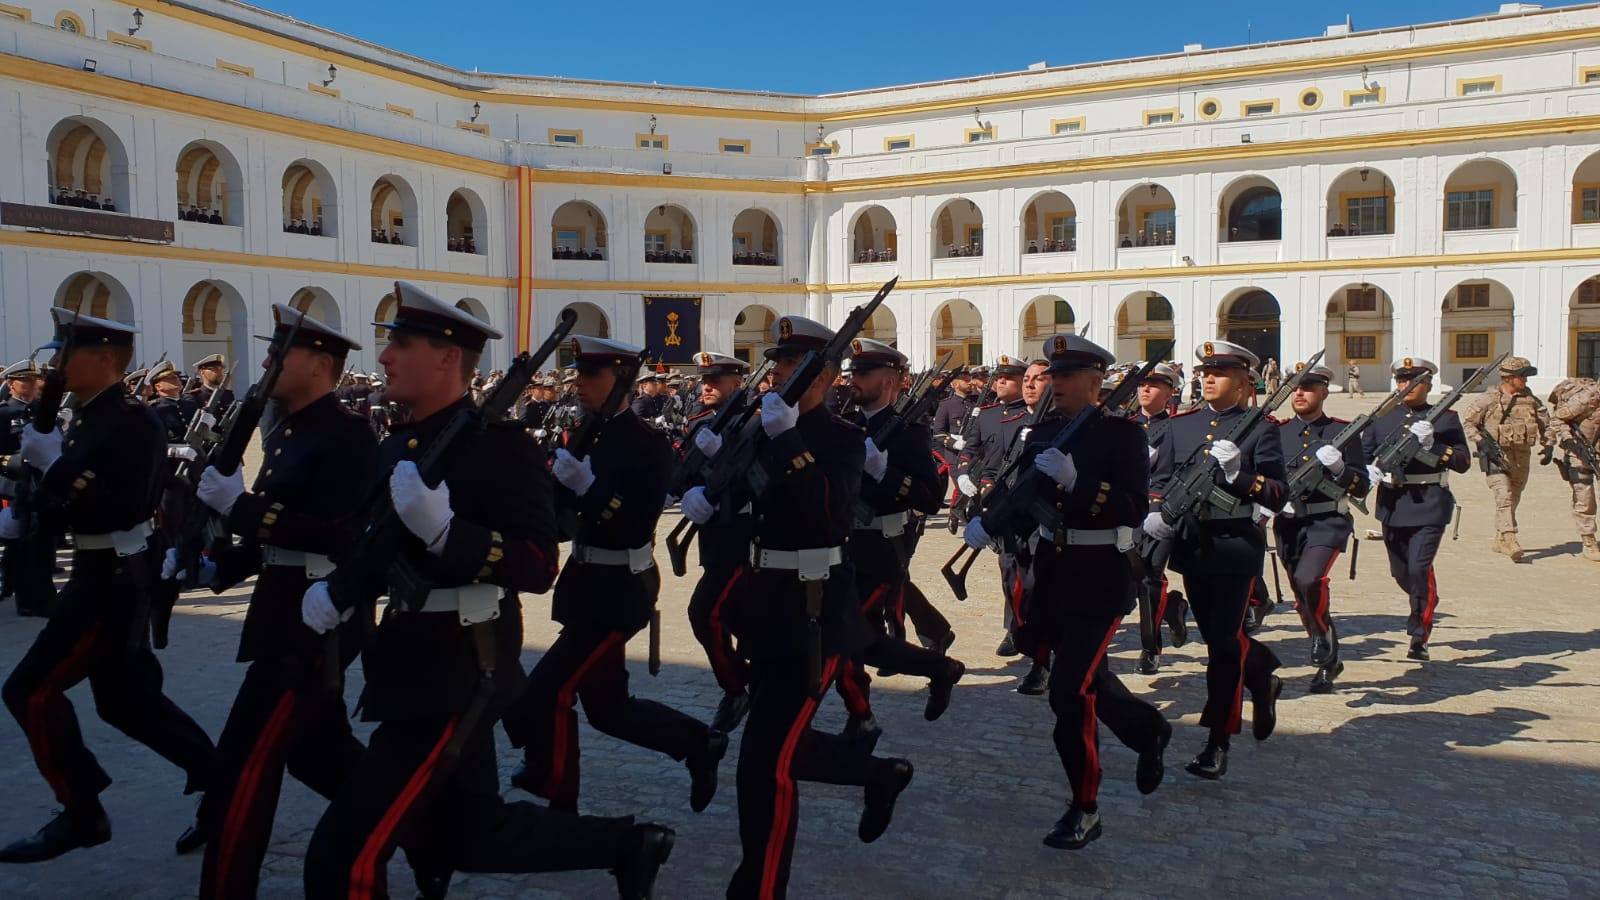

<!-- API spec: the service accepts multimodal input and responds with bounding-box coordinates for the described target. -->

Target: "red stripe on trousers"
[836,660,870,719]
[349,720,457,900]
[708,567,747,684]
[759,656,840,900]
[541,632,625,801]
[1228,587,1251,732]
[859,583,890,614]
[1314,550,1341,634]
[26,624,103,809]
[1009,572,1025,627]
[212,690,298,897]
[1154,576,1170,626]
[1077,618,1121,808]
[1421,568,1438,641]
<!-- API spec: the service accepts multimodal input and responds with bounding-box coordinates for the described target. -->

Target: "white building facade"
[4,0,1600,392]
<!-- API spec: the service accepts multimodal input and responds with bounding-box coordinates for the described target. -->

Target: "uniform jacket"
[683,406,755,572]
[149,395,198,442]
[849,405,942,586]
[957,398,1028,483]
[629,392,668,422]
[1272,414,1371,551]
[1150,404,1287,575]
[211,392,380,662]
[1360,404,1472,528]
[552,408,671,632]
[1131,407,1171,452]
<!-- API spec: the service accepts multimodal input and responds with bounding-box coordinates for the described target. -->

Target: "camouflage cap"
[1499,355,1537,377]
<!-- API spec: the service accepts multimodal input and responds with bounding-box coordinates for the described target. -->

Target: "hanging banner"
[641,296,702,365]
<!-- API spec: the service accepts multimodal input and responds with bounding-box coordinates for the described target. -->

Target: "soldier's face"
[1138,381,1173,411]
[993,373,1023,402]
[701,374,740,407]
[378,333,459,405]
[1201,366,1247,404]
[1398,376,1430,406]
[1051,370,1102,414]
[849,367,897,408]
[1290,383,1328,415]
[199,366,222,385]
[153,378,180,398]
[574,365,620,414]
[7,377,40,402]
[1504,374,1528,392]
[1022,365,1049,405]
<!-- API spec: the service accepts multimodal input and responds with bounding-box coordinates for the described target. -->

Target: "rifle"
[10,329,77,593]
[1559,432,1600,479]
[863,351,956,448]
[940,352,1166,601]
[1282,375,1419,516]
[1371,352,1508,478]
[1477,432,1510,475]
[663,358,774,576]
[134,351,168,399]
[554,348,650,541]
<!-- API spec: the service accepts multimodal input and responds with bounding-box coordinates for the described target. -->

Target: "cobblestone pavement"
[1,396,1597,898]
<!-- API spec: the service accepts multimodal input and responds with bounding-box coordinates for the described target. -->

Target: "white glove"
[533,428,548,440]
[1033,447,1077,491]
[1142,511,1174,541]
[1367,463,1393,487]
[160,547,216,586]
[0,507,21,540]
[963,516,994,550]
[654,416,669,427]
[1277,503,1296,520]
[693,427,724,459]
[863,438,889,482]
[951,436,966,451]
[1148,444,1159,464]
[197,465,246,517]
[681,485,716,524]
[168,445,198,461]
[300,581,345,634]
[552,448,597,496]
[1408,420,1434,451]
[1210,439,1242,484]
[390,460,454,554]
[1315,445,1345,475]
[957,474,979,498]
[20,427,63,473]
[760,392,799,437]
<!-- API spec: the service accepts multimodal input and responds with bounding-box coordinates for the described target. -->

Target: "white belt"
[1395,472,1449,486]
[73,519,154,556]
[752,546,843,582]
[854,511,907,537]
[572,542,656,574]
[1290,498,1349,517]
[261,545,336,578]
[1036,525,1136,550]
[415,583,503,626]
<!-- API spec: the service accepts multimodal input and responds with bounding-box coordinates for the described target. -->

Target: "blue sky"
[256,1,1577,93]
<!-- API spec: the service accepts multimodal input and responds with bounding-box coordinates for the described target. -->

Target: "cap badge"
[697,352,711,366]
[1295,362,1305,372]
[569,338,581,354]
[1403,357,1413,369]
[778,318,793,341]
[851,339,863,355]
[1203,341,1215,357]
[1051,336,1067,354]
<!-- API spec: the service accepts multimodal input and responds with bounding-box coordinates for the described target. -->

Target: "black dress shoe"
[508,761,539,795]
[1042,807,1102,850]
[1016,662,1049,696]
[1136,650,1160,675]
[1136,723,1171,795]
[934,629,957,657]
[710,690,750,734]
[687,730,728,813]
[1184,743,1228,780]
[613,823,675,899]
[1407,642,1430,661]
[924,659,964,721]
[844,714,883,753]
[1308,661,1343,695]
[1310,635,1334,667]
[859,759,913,843]
[0,808,111,863]
[996,633,1019,657]
[174,820,206,855]
[1253,675,1283,741]
[413,868,452,900]
[1165,593,1189,648]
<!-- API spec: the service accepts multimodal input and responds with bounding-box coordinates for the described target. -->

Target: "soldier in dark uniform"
[1272,363,1371,694]
[963,334,1169,850]
[299,284,674,899]
[930,369,975,497]
[186,353,236,412]
[0,309,217,863]
[158,305,380,896]
[681,315,910,899]
[506,334,726,815]
[1,359,55,617]
[677,351,758,733]
[630,371,667,422]
[955,357,1030,657]
[1129,362,1189,675]
[1360,357,1472,662]
[147,360,198,440]
[1145,340,1286,780]
[840,338,964,729]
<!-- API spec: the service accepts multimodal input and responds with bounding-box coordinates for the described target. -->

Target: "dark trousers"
[1381,524,1445,644]
[303,714,634,899]
[858,581,948,678]
[197,658,365,899]
[509,624,710,811]
[1279,531,1342,655]
[1049,615,1166,811]
[2,533,57,612]
[1,589,215,812]
[1181,572,1281,742]
[728,654,880,900]
[688,566,749,695]
[887,580,952,648]
[1137,573,1171,655]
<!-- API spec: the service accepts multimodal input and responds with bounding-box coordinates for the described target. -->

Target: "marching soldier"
[630,371,668,421]
[298,285,674,898]
[1547,377,1600,560]
[679,351,757,732]
[146,360,197,440]
[1272,363,1371,694]
[1,359,55,617]
[931,369,975,485]
[1129,362,1189,675]
[1361,357,1473,662]
[187,354,236,411]
[954,356,1030,656]
[1461,356,1554,561]
[507,335,726,814]
[0,309,217,862]
[681,315,911,898]
[160,306,380,897]
[963,335,1169,849]
[1005,359,1055,694]
[1144,340,1286,780]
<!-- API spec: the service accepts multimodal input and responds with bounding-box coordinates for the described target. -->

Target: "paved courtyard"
[1,395,1597,898]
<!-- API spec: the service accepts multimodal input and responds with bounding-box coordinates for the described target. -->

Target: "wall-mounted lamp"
[649,114,658,135]
[816,123,825,142]
[322,64,338,87]
[81,58,97,73]
[129,8,144,36]
[662,162,672,175]
[1182,255,1195,266]
[1360,168,1370,182]
[470,102,481,122]
[1240,134,1253,144]
[1148,183,1159,198]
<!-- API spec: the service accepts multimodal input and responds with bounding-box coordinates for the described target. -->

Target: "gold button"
[1302,442,1309,448]
[1210,420,1219,426]
[264,469,273,477]
[68,440,75,447]
[407,438,419,449]
[284,428,293,437]
[273,448,282,456]
[1303,455,1310,461]
[1206,434,1213,440]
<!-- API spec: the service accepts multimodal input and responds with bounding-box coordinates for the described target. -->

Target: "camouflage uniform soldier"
[1547,377,1600,561]
[1461,356,1554,561]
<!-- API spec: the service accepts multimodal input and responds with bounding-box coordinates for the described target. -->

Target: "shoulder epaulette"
[977,402,1000,411]
[687,409,713,421]
[1169,406,1204,419]
[1265,414,1282,425]
[1328,416,1351,424]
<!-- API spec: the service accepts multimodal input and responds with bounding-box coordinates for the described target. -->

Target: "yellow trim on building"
[456,120,489,136]
[1581,65,1600,85]
[0,3,32,22]
[635,133,669,150]
[720,138,751,154]
[805,140,839,156]
[1447,330,1494,362]
[1298,87,1324,110]
[1342,86,1386,106]
[548,129,583,145]
[964,126,996,143]
[1143,108,1179,126]
[108,32,152,51]
[308,83,341,99]
[1455,75,1503,96]
[386,103,415,117]
[216,59,255,78]
[1240,98,1279,117]
[883,135,915,151]
[1050,117,1085,135]
[1197,98,1221,120]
